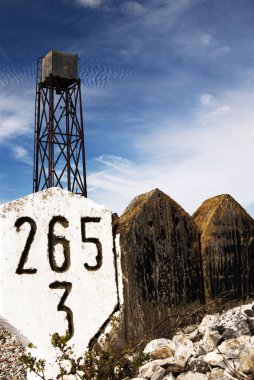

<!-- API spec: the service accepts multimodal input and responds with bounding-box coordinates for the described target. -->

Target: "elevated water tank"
[42,50,78,88]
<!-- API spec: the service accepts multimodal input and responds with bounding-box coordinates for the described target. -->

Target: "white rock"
[162,374,175,379]
[174,343,194,364]
[187,328,199,341]
[139,362,163,378]
[150,346,174,360]
[237,335,251,349]
[203,351,224,366]
[136,302,254,380]
[173,333,193,348]
[239,348,254,374]
[193,341,206,357]
[172,333,195,365]
[223,359,241,379]
[176,372,209,379]
[208,367,229,379]
[217,338,241,359]
[198,314,220,335]
[140,357,187,373]
[211,305,251,332]
[200,331,217,353]
[144,339,175,354]
[151,366,167,380]
[249,335,254,346]
[188,356,210,373]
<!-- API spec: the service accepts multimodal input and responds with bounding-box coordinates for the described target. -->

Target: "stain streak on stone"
[193,194,254,303]
[116,189,204,344]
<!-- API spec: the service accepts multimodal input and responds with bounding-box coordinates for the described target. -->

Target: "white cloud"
[75,0,103,8]
[87,87,254,217]
[12,146,28,159]
[200,34,212,46]
[214,46,230,56]
[200,93,214,106]
[120,1,146,16]
[0,91,33,142]
[169,0,200,14]
[11,146,32,165]
[95,155,131,170]
[72,0,199,16]
[213,105,231,116]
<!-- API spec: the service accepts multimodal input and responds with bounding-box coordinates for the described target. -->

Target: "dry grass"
[137,291,254,345]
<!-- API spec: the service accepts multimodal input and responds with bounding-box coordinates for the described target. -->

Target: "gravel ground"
[0,326,26,380]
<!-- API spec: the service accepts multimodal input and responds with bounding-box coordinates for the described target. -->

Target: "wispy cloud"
[0,91,33,143]
[88,86,254,216]
[11,146,32,165]
[79,61,134,89]
[212,105,231,116]
[0,63,34,89]
[75,0,103,8]
[200,93,214,107]
[95,155,131,170]
[73,0,199,14]
[0,0,252,214]
[120,1,146,16]
[200,34,212,46]
[214,45,230,56]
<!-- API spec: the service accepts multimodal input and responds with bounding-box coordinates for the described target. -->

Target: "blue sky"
[1,0,254,216]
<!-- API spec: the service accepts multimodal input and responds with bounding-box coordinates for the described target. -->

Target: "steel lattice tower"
[33,50,87,196]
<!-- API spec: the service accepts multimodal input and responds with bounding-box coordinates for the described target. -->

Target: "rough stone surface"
[151,366,167,380]
[0,326,26,380]
[239,347,254,374]
[150,346,174,360]
[139,362,164,378]
[116,189,203,344]
[193,194,254,302]
[162,375,175,380]
[131,302,254,380]
[144,339,175,354]
[203,351,224,366]
[199,331,215,353]
[188,356,210,373]
[217,338,242,359]
[208,368,227,379]
[176,373,208,380]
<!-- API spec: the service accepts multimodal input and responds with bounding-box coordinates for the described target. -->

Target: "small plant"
[20,332,148,380]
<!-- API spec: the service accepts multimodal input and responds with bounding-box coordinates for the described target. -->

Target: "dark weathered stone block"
[115,189,203,344]
[193,194,254,302]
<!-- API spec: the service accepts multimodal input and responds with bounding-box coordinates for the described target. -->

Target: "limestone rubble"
[131,302,254,380]
[2,302,254,379]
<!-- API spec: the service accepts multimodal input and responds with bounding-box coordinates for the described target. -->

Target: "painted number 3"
[15,215,103,338]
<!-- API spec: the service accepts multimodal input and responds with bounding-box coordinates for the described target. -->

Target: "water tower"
[33,50,87,196]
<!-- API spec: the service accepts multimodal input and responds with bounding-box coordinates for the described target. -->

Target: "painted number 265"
[15,215,103,338]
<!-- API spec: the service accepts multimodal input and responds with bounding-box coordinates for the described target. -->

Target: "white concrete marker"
[0,188,118,378]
